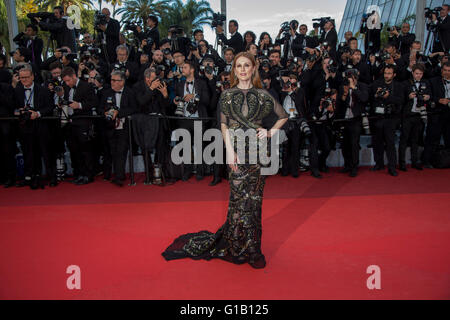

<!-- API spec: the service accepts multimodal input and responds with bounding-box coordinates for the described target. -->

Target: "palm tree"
[115,0,172,26]
[37,0,94,12]
[159,0,213,38]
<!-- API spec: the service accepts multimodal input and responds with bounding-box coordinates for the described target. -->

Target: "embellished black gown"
[161,87,288,268]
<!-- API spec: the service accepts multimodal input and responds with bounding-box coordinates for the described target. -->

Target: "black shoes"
[4,179,15,188]
[349,168,358,177]
[311,170,322,179]
[339,167,351,173]
[371,165,385,171]
[75,176,93,185]
[412,164,423,171]
[399,164,407,172]
[49,178,58,187]
[209,178,222,186]
[388,168,398,177]
[111,179,124,187]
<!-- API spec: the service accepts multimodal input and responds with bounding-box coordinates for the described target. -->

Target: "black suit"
[100,86,137,181]
[218,32,244,54]
[0,83,17,182]
[389,33,415,56]
[14,83,56,181]
[433,15,450,53]
[145,27,160,49]
[336,82,369,170]
[102,18,121,63]
[112,60,139,87]
[174,78,210,178]
[63,79,98,179]
[291,34,319,60]
[399,79,431,167]
[370,79,404,170]
[320,28,338,55]
[13,33,44,67]
[423,77,450,165]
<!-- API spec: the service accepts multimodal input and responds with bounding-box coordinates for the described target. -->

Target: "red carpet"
[1,167,449,299]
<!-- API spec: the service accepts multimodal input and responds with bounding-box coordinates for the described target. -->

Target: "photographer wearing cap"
[336,69,369,177]
[369,64,404,176]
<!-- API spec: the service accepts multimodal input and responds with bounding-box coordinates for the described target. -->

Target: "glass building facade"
[338,0,447,50]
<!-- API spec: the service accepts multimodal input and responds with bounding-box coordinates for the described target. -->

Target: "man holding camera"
[370,65,404,176]
[388,23,416,56]
[13,65,57,188]
[13,24,43,67]
[319,20,338,57]
[173,60,210,181]
[36,6,76,52]
[145,15,161,49]
[99,71,137,186]
[60,67,98,185]
[399,64,431,171]
[96,8,120,64]
[431,5,450,53]
[336,69,369,177]
[113,45,139,87]
[423,62,450,168]
[292,24,319,61]
[216,20,244,54]
[275,20,300,63]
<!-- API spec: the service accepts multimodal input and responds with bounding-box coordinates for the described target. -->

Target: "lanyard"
[25,87,34,108]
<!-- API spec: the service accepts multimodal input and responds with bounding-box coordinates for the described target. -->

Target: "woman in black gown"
[162,52,288,268]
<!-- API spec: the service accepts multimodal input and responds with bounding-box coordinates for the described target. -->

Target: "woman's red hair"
[230,52,263,89]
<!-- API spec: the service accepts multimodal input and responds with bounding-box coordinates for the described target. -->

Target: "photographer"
[258,32,273,56]
[60,67,98,185]
[349,49,371,84]
[399,64,431,171]
[112,45,139,87]
[99,71,137,186]
[13,24,43,67]
[0,54,12,84]
[279,72,307,177]
[431,5,450,53]
[193,29,204,45]
[223,47,235,72]
[167,25,191,58]
[0,82,17,187]
[216,20,244,54]
[96,8,120,64]
[423,62,450,168]
[292,24,319,61]
[335,69,369,177]
[145,15,161,49]
[173,60,210,181]
[13,65,57,189]
[35,6,76,52]
[319,20,338,57]
[388,23,415,56]
[369,65,404,176]
[275,20,300,62]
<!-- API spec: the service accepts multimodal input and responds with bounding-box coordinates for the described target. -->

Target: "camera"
[387,26,400,32]
[375,87,390,99]
[412,82,428,123]
[50,77,64,93]
[162,48,172,56]
[298,118,311,137]
[94,11,108,30]
[168,25,184,38]
[124,21,138,33]
[174,96,185,116]
[312,17,332,30]
[361,112,371,135]
[342,68,359,86]
[216,80,230,90]
[200,65,216,77]
[113,63,127,73]
[306,51,319,63]
[211,12,226,28]
[19,106,32,121]
[27,12,56,25]
[326,59,338,74]
[425,7,442,19]
[186,94,200,115]
[260,57,271,69]
[105,96,118,121]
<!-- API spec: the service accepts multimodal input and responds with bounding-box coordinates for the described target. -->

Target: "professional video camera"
[124,21,139,33]
[312,17,332,30]
[186,94,200,115]
[425,7,443,20]
[211,12,227,28]
[94,11,108,31]
[27,12,56,25]
[280,20,297,41]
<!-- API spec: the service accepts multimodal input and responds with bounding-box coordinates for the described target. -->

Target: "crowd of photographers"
[0,5,449,190]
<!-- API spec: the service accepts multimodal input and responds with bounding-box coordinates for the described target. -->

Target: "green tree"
[36,0,94,12]
[159,0,213,38]
[115,0,172,26]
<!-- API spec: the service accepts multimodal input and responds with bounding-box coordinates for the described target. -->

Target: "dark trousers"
[423,111,450,164]
[177,119,205,177]
[281,126,301,175]
[105,126,129,181]
[19,120,56,179]
[341,118,362,170]
[0,121,17,181]
[309,123,331,171]
[372,118,399,169]
[68,121,94,179]
[399,116,424,166]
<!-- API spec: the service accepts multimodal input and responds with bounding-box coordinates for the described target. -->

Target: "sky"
[99,0,348,43]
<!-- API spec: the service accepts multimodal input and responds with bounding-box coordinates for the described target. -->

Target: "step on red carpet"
[0,167,449,299]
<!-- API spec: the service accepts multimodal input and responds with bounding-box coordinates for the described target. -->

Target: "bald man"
[96,8,120,63]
